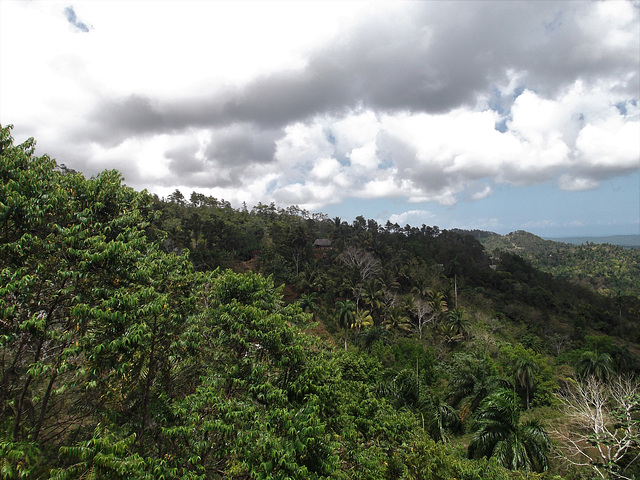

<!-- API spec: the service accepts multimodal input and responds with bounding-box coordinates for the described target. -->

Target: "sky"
[1,1,639,238]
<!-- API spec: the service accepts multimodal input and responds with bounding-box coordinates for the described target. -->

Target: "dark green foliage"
[480,230,640,298]
[469,390,551,472]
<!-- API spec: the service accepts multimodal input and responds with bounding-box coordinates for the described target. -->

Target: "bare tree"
[411,298,432,340]
[339,246,381,282]
[548,333,571,356]
[553,375,640,480]
[410,291,450,340]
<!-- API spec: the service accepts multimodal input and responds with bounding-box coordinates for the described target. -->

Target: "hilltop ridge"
[457,229,640,297]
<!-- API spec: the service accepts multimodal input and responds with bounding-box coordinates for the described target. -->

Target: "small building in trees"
[313,239,332,249]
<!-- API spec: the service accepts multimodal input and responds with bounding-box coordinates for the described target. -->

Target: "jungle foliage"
[2,124,640,479]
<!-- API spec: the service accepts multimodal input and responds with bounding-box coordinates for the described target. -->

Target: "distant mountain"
[545,235,640,248]
[476,230,569,254]
[458,229,640,297]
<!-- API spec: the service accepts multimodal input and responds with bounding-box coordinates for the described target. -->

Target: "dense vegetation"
[476,230,640,298]
[2,124,640,479]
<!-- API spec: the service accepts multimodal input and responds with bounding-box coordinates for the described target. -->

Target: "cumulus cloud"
[1,0,638,220]
[388,210,435,227]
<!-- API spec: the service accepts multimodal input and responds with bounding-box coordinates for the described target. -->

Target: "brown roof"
[313,238,332,248]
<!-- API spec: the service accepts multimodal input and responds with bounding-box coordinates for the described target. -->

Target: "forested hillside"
[475,230,640,297]
[2,124,640,479]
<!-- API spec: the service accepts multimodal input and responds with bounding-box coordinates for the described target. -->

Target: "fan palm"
[468,389,550,472]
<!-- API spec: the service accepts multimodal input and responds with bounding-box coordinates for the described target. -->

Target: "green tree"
[445,307,470,339]
[576,350,614,382]
[514,357,539,410]
[383,305,412,333]
[0,124,194,474]
[468,389,551,472]
[351,308,373,334]
[335,300,356,350]
[49,426,145,480]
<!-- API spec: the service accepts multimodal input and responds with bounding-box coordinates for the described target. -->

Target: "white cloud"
[388,210,435,226]
[470,186,493,201]
[1,0,638,223]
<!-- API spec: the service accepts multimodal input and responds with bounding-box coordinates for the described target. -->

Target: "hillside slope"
[474,230,640,297]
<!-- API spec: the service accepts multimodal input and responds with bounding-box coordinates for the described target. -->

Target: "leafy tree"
[469,389,551,472]
[0,125,183,460]
[49,426,145,480]
[499,343,556,409]
[157,269,339,479]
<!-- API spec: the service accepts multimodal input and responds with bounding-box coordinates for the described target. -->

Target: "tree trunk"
[32,371,58,442]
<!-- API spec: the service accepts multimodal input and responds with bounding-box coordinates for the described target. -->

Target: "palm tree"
[445,307,470,339]
[383,306,412,332]
[422,395,462,443]
[411,276,432,298]
[426,290,448,327]
[297,292,318,321]
[363,279,384,318]
[576,350,614,382]
[469,389,551,472]
[514,357,539,410]
[296,261,325,294]
[355,325,390,352]
[449,356,512,423]
[381,371,461,443]
[335,300,356,351]
[351,308,373,334]
[379,268,400,293]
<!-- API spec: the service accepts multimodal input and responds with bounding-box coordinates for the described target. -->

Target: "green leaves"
[50,426,145,480]
[468,389,551,472]
[0,436,41,479]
